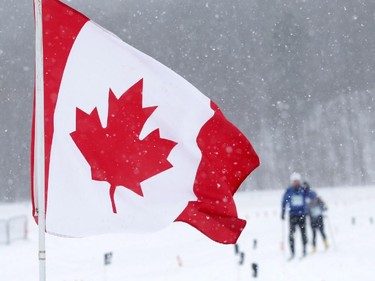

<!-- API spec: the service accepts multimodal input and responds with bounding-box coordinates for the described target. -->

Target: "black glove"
[281,213,285,220]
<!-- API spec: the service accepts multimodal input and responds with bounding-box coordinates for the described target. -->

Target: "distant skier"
[303,181,316,200]
[307,196,329,253]
[281,172,313,259]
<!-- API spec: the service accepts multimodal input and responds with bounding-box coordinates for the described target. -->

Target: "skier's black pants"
[311,216,327,247]
[289,215,307,255]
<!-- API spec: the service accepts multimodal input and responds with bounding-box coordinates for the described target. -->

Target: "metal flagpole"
[34,0,46,280]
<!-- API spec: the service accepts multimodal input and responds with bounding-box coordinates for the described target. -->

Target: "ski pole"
[325,215,337,250]
[281,218,286,255]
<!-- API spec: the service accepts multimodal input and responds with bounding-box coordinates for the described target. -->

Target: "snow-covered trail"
[235,187,375,281]
[1,186,375,281]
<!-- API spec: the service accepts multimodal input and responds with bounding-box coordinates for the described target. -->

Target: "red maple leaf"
[70,79,177,213]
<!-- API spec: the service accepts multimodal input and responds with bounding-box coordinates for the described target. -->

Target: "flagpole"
[34,0,46,281]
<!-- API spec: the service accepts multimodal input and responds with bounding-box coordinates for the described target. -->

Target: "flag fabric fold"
[32,0,259,244]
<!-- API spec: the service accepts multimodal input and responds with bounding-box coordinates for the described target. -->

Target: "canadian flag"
[31,0,259,244]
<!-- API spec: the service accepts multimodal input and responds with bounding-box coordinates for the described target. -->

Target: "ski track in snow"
[1,186,375,281]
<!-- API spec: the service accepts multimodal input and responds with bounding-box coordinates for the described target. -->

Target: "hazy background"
[0,0,374,201]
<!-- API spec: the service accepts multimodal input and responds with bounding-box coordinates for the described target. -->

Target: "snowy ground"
[1,186,375,281]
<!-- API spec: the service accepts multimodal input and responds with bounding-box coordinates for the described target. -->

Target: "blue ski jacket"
[282,186,314,217]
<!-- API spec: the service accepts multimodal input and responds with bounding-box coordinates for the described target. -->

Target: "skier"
[307,196,329,253]
[281,172,313,259]
[303,181,316,200]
